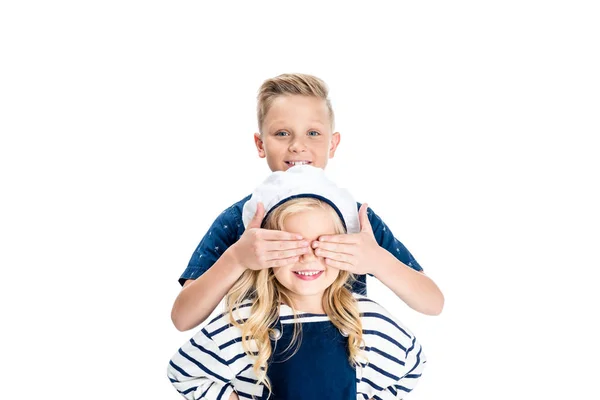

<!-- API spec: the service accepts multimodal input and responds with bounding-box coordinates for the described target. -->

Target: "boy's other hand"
[232,202,309,271]
[313,203,381,275]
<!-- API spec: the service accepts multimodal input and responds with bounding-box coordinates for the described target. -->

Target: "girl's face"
[273,208,340,311]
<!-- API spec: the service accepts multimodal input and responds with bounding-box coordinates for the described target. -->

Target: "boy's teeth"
[289,161,309,166]
[295,271,321,276]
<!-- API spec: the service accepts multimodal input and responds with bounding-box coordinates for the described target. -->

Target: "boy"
[171,73,444,332]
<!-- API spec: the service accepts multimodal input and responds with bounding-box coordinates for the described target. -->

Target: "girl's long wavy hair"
[226,198,365,395]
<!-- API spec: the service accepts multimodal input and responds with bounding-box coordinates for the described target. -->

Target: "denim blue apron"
[265,319,356,400]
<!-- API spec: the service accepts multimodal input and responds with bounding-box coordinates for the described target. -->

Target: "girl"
[168,166,426,400]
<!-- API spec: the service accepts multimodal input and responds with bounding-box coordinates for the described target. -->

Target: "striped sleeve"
[167,327,236,400]
[355,296,426,399]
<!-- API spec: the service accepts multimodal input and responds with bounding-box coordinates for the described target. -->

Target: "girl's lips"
[293,270,324,281]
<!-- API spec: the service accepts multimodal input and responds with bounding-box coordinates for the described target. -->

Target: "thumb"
[359,203,373,233]
[248,202,265,229]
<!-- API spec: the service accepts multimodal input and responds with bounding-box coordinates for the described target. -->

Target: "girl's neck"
[285,293,325,314]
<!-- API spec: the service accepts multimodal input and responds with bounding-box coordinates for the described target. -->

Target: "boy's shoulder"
[207,195,252,230]
[218,194,252,218]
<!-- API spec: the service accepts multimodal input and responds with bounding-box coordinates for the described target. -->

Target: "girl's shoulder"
[202,299,254,340]
[352,293,387,314]
[353,293,417,343]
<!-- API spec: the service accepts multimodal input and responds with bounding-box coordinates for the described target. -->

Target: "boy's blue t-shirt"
[179,195,423,295]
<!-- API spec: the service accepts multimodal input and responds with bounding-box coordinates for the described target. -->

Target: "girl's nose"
[300,247,317,263]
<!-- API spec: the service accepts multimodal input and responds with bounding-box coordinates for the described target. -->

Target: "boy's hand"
[232,202,309,270]
[313,203,381,275]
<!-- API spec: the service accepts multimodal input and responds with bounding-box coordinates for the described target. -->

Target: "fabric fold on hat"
[242,165,360,234]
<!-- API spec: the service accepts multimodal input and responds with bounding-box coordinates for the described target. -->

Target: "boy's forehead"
[267,96,329,116]
[263,96,332,131]
[267,118,327,128]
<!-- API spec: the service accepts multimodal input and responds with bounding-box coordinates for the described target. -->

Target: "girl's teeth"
[295,271,320,276]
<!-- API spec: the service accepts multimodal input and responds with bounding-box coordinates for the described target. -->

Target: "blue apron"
[265,320,356,400]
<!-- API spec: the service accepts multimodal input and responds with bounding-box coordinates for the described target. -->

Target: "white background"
[1,1,599,399]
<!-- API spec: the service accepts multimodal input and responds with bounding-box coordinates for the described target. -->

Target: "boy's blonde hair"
[226,197,364,397]
[257,73,335,133]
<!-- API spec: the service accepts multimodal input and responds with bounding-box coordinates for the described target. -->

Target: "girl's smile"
[292,270,324,280]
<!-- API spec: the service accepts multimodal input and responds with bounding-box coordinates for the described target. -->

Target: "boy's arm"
[172,204,244,331]
[172,203,308,331]
[370,247,443,316]
[172,249,246,331]
[314,204,444,316]
[365,204,444,316]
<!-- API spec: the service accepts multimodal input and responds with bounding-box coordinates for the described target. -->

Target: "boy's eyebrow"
[267,120,327,131]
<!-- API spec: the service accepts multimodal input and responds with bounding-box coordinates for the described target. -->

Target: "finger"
[259,229,303,241]
[315,248,356,265]
[358,203,373,233]
[263,247,310,261]
[324,257,354,272]
[317,233,359,244]
[312,240,355,255]
[247,202,265,229]
[265,256,301,269]
[263,239,309,252]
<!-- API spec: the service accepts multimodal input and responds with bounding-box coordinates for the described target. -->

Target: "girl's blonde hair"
[226,197,364,396]
[256,73,335,133]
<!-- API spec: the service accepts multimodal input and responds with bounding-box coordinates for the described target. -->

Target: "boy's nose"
[289,138,307,152]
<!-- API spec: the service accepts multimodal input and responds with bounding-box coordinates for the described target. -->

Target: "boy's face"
[254,95,341,171]
[273,208,341,308]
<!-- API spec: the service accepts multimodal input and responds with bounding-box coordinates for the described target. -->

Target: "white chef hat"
[241,165,360,234]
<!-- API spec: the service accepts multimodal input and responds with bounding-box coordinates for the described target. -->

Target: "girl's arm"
[357,297,427,399]
[379,337,426,399]
[167,329,236,400]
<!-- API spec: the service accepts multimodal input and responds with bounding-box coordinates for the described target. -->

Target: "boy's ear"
[329,132,341,158]
[254,133,266,158]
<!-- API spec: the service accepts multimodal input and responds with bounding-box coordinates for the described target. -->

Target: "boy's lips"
[285,160,312,167]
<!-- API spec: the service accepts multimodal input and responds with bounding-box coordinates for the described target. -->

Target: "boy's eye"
[308,130,320,136]
[275,131,289,136]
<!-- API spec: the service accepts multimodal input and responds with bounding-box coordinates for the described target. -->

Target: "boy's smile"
[285,160,312,167]
[254,95,341,172]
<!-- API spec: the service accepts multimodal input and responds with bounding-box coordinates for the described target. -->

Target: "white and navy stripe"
[355,296,426,399]
[167,294,425,399]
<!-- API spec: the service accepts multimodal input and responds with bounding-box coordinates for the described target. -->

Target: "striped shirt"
[167,294,425,399]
